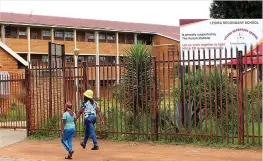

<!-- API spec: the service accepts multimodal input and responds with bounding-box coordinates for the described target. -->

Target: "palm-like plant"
[114,43,155,116]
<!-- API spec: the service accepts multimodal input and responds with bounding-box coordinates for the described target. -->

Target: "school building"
[0,12,180,96]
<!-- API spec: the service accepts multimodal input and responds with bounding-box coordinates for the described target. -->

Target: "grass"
[0,105,26,122]
[26,96,262,149]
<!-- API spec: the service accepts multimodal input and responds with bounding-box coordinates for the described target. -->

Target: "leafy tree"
[210,1,262,19]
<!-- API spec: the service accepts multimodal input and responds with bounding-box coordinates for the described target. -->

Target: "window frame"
[64,31,74,41]
[54,31,64,40]
[99,32,106,43]
[87,32,95,42]
[106,33,116,43]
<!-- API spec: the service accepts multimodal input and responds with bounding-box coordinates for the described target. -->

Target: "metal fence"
[0,72,27,129]
[8,44,261,145]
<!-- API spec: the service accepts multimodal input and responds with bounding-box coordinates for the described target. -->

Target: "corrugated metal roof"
[0,12,180,41]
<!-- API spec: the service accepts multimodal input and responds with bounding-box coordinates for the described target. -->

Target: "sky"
[0,0,212,26]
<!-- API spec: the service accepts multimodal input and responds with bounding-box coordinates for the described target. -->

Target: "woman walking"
[76,89,104,150]
[61,102,76,159]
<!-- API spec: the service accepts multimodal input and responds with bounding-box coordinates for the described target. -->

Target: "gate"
[0,71,27,129]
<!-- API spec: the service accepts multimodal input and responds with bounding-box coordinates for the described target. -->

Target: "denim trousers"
[83,115,98,146]
[61,128,75,152]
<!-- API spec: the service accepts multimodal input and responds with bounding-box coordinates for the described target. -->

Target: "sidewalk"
[0,129,26,148]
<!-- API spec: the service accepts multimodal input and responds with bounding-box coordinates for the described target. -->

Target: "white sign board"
[180,19,262,65]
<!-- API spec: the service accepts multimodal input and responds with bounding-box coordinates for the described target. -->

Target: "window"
[100,56,106,63]
[99,32,106,42]
[78,56,85,63]
[77,31,85,42]
[64,31,73,41]
[65,31,73,38]
[100,56,116,64]
[0,72,10,96]
[126,34,134,44]
[137,34,152,45]
[11,29,17,38]
[42,30,51,37]
[31,32,38,39]
[5,26,18,38]
[55,31,64,40]
[118,33,125,44]
[87,32,94,42]
[66,56,74,63]
[18,28,27,36]
[55,31,63,38]
[87,55,95,64]
[31,59,39,66]
[42,55,48,63]
[99,33,106,40]
[107,33,116,43]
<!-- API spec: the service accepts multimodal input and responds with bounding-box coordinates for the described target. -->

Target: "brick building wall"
[0,47,19,73]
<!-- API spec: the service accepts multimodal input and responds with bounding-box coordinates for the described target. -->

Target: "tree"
[210,1,262,19]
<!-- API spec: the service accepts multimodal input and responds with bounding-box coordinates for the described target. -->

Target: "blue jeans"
[61,128,75,152]
[83,115,98,146]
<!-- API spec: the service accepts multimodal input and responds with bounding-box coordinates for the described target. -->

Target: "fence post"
[62,44,66,104]
[237,50,244,145]
[48,42,52,118]
[153,57,158,141]
[83,61,88,90]
[25,66,31,136]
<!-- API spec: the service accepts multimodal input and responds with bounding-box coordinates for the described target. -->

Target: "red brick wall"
[0,47,19,74]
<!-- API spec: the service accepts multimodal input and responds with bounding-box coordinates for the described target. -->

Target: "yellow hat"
[83,89,93,99]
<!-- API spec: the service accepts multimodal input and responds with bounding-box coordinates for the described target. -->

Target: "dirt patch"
[0,138,261,161]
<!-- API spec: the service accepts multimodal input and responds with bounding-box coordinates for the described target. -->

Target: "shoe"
[80,142,86,149]
[69,150,74,158]
[91,145,99,150]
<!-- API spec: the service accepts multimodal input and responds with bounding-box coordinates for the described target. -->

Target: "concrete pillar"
[95,31,100,98]
[134,33,137,44]
[51,28,54,43]
[73,29,79,108]
[1,25,5,43]
[27,26,31,64]
[74,29,77,48]
[116,32,120,84]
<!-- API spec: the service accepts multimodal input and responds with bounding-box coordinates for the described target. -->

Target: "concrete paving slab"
[0,128,26,148]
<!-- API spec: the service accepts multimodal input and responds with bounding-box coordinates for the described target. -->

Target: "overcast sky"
[0,0,211,26]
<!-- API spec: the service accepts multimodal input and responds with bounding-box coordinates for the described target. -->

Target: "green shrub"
[170,69,239,136]
[29,115,60,139]
[0,101,26,122]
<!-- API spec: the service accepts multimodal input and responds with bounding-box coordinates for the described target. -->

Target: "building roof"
[0,42,29,66]
[0,12,180,41]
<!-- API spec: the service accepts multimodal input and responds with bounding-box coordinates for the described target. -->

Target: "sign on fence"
[179,19,263,65]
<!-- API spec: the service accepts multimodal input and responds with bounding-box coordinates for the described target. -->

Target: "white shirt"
[81,101,97,118]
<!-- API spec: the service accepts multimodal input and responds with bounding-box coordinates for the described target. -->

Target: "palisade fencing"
[0,72,28,130]
[26,45,262,145]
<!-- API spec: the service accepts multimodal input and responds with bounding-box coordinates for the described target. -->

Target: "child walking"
[61,102,76,159]
[76,89,104,150]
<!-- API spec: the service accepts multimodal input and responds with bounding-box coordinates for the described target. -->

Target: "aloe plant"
[160,100,200,133]
[114,43,160,118]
